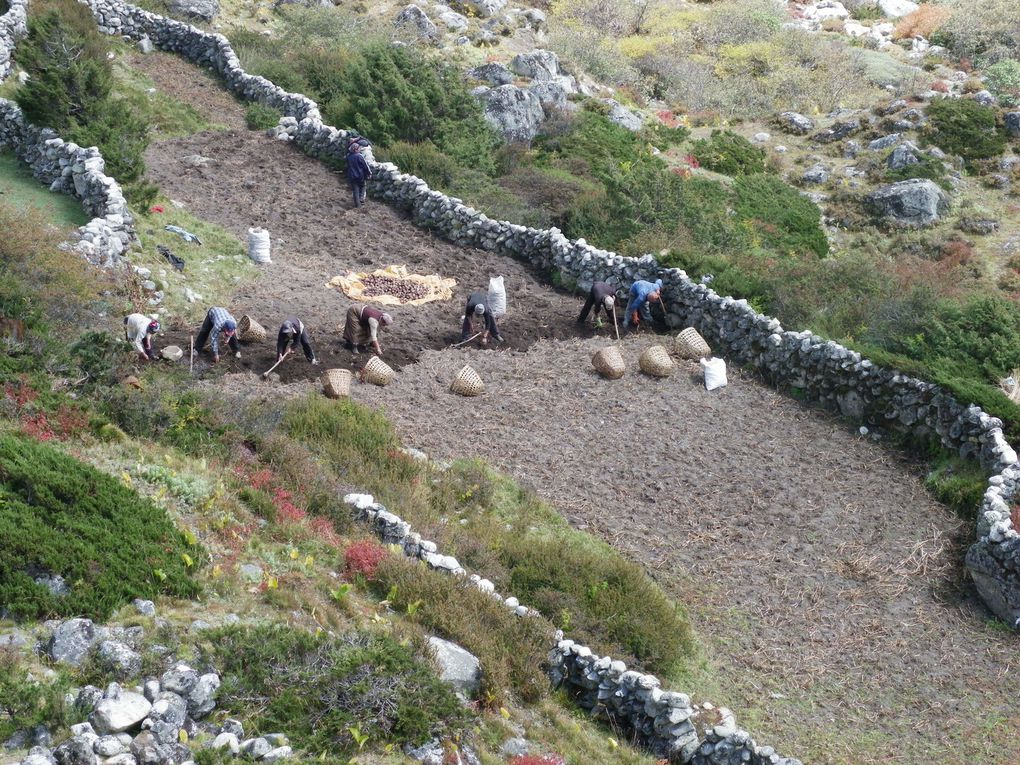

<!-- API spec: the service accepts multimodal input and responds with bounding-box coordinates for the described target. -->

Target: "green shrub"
[689,129,768,176]
[985,59,1020,107]
[380,140,461,189]
[105,385,229,457]
[245,102,282,131]
[371,557,551,704]
[885,152,951,189]
[0,649,71,741]
[924,455,988,519]
[924,98,1007,167]
[239,486,277,522]
[202,625,467,755]
[0,433,203,620]
[732,174,829,257]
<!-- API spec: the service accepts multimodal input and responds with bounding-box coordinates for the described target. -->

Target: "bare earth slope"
[133,50,1018,765]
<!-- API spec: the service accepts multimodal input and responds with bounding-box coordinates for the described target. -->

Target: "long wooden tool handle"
[612,305,620,342]
[451,332,482,348]
[262,350,290,377]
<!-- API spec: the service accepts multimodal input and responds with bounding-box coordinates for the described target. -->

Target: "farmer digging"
[193,306,241,363]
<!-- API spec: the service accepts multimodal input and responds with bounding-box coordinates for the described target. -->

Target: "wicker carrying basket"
[361,355,395,386]
[675,327,710,360]
[237,314,267,343]
[592,346,626,380]
[450,365,484,397]
[321,368,352,399]
[639,345,674,377]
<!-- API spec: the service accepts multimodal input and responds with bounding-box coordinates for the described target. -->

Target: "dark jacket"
[463,292,500,340]
[276,317,316,362]
[346,150,372,182]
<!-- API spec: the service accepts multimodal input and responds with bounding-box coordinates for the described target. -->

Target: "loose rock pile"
[11,611,294,765]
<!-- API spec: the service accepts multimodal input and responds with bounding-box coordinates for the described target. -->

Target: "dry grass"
[893,5,952,40]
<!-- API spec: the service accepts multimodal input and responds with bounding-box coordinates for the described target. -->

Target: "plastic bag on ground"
[701,357,728,391]
[488,275,507,317]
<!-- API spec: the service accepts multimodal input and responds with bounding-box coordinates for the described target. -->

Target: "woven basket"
[321,368,352,399]
[361,355,395,386]
[237,315,267,343]
[450,365,484,397]
[675,327,710,360]
[639,345,674,377]
[591,346,625,380]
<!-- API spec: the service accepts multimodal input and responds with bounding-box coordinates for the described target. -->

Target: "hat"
[223,319,237,333]
[147,320,160,334]
[603,295,615,310]
[473,303,485,316]
[381,313,393,326]
[348,142,360,151]
[282,323,297,335]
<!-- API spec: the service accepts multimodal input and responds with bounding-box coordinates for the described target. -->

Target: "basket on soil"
[592,346,625,380]
[321,368,352,399]
[639,345,674,377]
[675,327,710,360]
[450,365,484,397]
[361,355,395,386]
[237,315,267,343]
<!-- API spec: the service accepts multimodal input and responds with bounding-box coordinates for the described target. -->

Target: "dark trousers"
[349,179,367,207]
[195,315,239,356]
[461,314,498,342]
[577,294,612,323]
[277,331,315,361]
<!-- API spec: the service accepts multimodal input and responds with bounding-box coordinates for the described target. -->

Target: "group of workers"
[123,277,664,366]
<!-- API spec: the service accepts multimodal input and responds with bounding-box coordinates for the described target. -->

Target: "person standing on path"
[276,317,320,366]
[577,281,618,327]
[346,141,372,209]
[124,313,160,361]
[624,278,663,329]
[342,305,392,356]
[461,292,503,346]
[193,306,240,363]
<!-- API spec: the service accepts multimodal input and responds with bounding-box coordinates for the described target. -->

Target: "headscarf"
[473,303,486,315]
[603,296,615,310]
[147,320,160,334]
[223,319,237,334]
[381,313,393,326]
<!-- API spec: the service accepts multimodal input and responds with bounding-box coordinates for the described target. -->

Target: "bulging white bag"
[487,275,507,317]
[701,357,728,391]
[247,227,271,264]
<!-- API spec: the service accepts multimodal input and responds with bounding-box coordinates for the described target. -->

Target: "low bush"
[885,152,951,189]
[732,174,829,257]
[0,433,203,620]
[984,59,1020,107]
[0,649,71,742]
[202,625,467,756]
[690,129,768,175]
[344,539,388,580]
[245,102,282,131]
[924,455,988,519]
[924,98,1007,167]
[371,556,551,704]
[893,5,951,41]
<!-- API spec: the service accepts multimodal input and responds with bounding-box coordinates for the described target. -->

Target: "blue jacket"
[626,279,663,314]
[346,151,372,182]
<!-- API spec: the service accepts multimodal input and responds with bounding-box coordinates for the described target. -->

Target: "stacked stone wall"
[0,0,134,267]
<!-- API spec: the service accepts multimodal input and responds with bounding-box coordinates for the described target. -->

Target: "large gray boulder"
[21,747,57,765]
[435,6,468,31]
[603,99,643,132]
[469,63,513,87]
[167,0,219,20]
[1006,112,1020,138]
[878,0,918,17]
[53,737,97,765]
[865,179,949,227]
[459,0,505,17]
[159,664,198,696]
[185,673,220,719]
[778,112,814,135]
[97,641,142,680]
[887,143,920,169]
[47,619,103,667]
[427,636,481,698]
[91,687,151,735]
[510,50,562,81]
[529,81,569,112]
[141,692,187,744]
[395,6,438,40]
[476,85,544,143]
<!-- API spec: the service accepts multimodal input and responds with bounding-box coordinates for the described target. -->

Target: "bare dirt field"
[133,53,1019,765]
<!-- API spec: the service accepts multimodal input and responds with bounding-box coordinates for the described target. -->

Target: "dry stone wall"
[0,0,134,267]
[7,0,1018,742]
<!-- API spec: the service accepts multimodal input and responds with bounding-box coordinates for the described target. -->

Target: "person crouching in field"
[623,278,662,329]
[124,313,159,361]
[276,317,320,366]
[577,281,617,328]
[343,305,392,356]
[193,306,240,363]
[461,292,503,346]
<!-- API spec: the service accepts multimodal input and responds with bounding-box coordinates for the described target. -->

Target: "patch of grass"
[130,204,254,321]
[924,99,1007,169]
[924,454,988,519]
[690,130,769,176]
[200,624,468,758]
[0,152,89,228]
[244,102,282,131]
[371,556,552,705]
[0,648,72,742]
[110,48,211,138]
[0,432,203,620]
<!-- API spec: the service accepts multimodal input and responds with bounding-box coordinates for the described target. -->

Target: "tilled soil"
[135,55,1019,765]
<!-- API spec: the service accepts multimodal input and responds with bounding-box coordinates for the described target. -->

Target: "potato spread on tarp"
[327,264,456,306]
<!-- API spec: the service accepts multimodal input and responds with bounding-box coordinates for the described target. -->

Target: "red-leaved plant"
[344,540,388,579]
